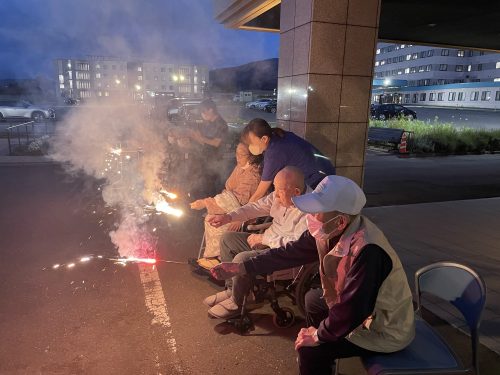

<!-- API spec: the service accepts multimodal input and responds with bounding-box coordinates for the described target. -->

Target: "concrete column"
[277,0,381,186]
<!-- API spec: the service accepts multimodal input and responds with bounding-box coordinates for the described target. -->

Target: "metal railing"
[5,121,55,155]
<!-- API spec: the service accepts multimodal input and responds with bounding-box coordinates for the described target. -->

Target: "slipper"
[197,257,221,270]
[208,298,241,319]
[203,289,232,307]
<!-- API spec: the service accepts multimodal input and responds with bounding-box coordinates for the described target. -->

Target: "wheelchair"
[228,260,320,333]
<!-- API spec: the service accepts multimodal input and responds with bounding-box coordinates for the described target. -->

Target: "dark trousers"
[298,288,380,375]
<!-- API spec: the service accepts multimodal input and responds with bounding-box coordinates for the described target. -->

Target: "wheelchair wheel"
[273,307,295,328]
[294,262,321,317]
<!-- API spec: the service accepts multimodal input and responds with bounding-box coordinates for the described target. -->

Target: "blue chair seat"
[363,318,461,375]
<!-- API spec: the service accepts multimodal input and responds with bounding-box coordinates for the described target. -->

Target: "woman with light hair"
[190,143,261,269]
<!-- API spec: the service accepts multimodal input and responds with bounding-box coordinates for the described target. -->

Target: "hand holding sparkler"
[207,213,232,227]
[190,199,206,210]
[210,262,245,280]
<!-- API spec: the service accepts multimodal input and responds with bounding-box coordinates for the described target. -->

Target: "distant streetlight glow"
[172,75,179,81]
[383,79,391,86]
[135,84,141,91]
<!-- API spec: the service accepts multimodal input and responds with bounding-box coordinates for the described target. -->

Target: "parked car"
[245,98,273,109]
[0,100,55,122]
[263,101,277,113]
[370,103,417,120]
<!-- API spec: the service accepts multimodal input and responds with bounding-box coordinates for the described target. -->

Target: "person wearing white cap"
[211,175,415,375]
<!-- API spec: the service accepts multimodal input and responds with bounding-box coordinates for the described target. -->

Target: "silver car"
[0,100,55,122]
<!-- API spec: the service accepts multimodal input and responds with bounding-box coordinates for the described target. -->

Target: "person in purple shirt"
[242,118,335,202]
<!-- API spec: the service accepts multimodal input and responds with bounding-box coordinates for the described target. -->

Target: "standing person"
[188,99,230,197]
[210,175,415,375]
[242,118,335,202]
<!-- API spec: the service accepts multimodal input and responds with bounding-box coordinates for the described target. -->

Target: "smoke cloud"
[50,100,170,258]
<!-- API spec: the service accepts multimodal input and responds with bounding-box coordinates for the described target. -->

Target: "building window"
[471,91,479,101]
[429,93,435,101]
[105,91,109,97]
[138,76,143,81]
[399,55,404,62]
[495,91,500,101]
[161,67,166,72]
[412,53,418,60]
[76,72,90,80]
[103,64,108,69]
[112,65,116,70]
[154,76,158,81]
[437,93,444,101]
[426,64,432,72]
[457,50,465,57]
[410,67,417,73]
[455,65,464,72]
[495,62,500,69]
[96,73,101,79]
[59,84,64,89]
[376,49,380,54]
[95,64,100,69]
[478,64,483,71]
[467,65,472,72]
[448,92,456,101]
[77,63,90,71]
[418,66,425,72]
[137,66,142,72]
[494,78,500,82]
[427,50,434,57]
[420,93,426,101]
[58,74,64,84]
[406,54,411,61]
[439,64,448,71]
[441,49,449,56]
[404,68,410,74]
[380,60,385,65]
[481,91,491,101]
[458,92,465,101]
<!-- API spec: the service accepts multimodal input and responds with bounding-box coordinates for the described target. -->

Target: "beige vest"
[317,215,415,353]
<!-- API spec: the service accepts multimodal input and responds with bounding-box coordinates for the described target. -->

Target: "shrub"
[369,118,500,154]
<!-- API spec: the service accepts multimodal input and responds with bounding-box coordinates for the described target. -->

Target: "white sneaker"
[208,298,241,319]
[203,289,232,308]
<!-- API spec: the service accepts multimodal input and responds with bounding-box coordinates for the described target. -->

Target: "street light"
[172,75,179,81]
[135,84,141,91]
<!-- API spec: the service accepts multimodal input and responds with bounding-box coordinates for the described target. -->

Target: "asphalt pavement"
[1,152,500,374]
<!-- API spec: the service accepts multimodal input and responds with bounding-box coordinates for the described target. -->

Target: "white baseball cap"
[292,175,366,215]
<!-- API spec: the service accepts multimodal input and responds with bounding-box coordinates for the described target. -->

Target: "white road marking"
[138,264,182,373]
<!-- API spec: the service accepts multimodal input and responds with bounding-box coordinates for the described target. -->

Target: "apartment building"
[55,57,208,102]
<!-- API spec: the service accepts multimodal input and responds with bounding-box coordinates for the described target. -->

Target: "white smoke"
[50,99,169,258]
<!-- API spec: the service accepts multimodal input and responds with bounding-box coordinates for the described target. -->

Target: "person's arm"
[316,245,393,342]
[190,130,222,147]
[262,212,309,248]
[243,230,319,275]
[229,191,275,222]
[248,180,273,202]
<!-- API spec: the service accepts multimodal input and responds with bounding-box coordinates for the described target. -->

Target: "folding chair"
[360,261,486,375]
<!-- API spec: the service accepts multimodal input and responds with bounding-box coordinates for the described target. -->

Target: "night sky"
[0,0,279,79]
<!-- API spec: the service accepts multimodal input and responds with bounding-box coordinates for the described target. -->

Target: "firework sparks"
[159,189,178,200]
[155,199,183,217]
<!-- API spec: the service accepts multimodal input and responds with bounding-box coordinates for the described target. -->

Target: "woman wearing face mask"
[241,118,336,203]
[190,143,262,269]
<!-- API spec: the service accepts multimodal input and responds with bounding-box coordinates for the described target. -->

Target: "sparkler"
[155,199,183,217]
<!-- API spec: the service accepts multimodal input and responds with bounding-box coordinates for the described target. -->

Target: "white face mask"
[306,214,341,241]
[248,143,264,156]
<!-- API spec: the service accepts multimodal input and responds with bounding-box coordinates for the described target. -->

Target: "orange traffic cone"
[399,132,408,154]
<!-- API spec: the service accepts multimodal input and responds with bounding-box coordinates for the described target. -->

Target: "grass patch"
[370,118,500,154]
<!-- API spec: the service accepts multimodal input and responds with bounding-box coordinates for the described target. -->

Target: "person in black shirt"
[188,99,230,197]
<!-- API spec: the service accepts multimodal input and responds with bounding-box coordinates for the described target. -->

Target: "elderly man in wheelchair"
[205,166,312,321]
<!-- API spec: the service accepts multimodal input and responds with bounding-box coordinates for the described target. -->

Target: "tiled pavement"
[364,197,500,354]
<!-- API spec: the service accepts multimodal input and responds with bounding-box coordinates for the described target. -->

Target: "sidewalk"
[364,197,500,354]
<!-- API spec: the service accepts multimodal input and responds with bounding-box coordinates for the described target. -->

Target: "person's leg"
[219,232,251,262]
[304,288,329,328]
[298,339,378,375]
[219,231,252,290]
[230,249,263,305]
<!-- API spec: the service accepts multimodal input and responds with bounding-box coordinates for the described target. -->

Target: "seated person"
[210,175,415,375]
[190,143,261,269]
[204,166,311,319]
